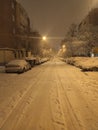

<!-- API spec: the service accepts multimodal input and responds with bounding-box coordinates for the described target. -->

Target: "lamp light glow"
[42,36,46,41]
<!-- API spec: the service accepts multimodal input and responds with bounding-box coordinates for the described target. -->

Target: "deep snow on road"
[0,59,98,130]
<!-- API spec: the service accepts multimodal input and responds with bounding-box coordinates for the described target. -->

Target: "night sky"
[17,0,98,46]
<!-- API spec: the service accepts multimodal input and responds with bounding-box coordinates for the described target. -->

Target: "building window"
[11,1,15,9]
[12,15,15,22]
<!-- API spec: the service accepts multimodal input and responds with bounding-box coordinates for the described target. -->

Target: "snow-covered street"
[0,59,98,130]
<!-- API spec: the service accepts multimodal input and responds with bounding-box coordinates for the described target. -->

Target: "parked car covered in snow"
[40,57,49,64]
[35,56,41,65]
[25,57,36,67]
[5,59,31,73]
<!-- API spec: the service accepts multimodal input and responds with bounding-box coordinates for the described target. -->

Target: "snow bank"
[66,57,98,71]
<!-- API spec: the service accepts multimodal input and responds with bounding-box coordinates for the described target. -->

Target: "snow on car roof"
[7,60,27,66]
[25,57,36,60]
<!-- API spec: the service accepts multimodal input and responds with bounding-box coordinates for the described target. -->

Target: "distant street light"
[42,36,64,40]
[62,45,65,48]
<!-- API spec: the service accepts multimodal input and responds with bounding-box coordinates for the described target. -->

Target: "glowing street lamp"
[42,36,46,41]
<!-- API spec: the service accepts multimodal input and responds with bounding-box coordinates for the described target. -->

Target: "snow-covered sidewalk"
[66,57,98,71]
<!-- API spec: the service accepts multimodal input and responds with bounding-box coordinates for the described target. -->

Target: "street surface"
[0,58,98,130]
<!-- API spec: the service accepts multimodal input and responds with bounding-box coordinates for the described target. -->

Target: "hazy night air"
[17,0,98,41]
[0,0,98,129]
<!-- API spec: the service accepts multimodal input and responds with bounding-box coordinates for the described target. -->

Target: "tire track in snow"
[0,65,47,129]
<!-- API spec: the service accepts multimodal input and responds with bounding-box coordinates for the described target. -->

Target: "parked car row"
[40,58,49,63]
[5,57,49,73]
[25,57,49,66]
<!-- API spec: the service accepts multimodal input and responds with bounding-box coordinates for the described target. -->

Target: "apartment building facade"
[0,0,31,64]
[0,0,30,48]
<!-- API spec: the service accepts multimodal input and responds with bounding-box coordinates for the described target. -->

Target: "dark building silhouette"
[0,0,32,64]
[0,0,30,49]
[78,8,98,32]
